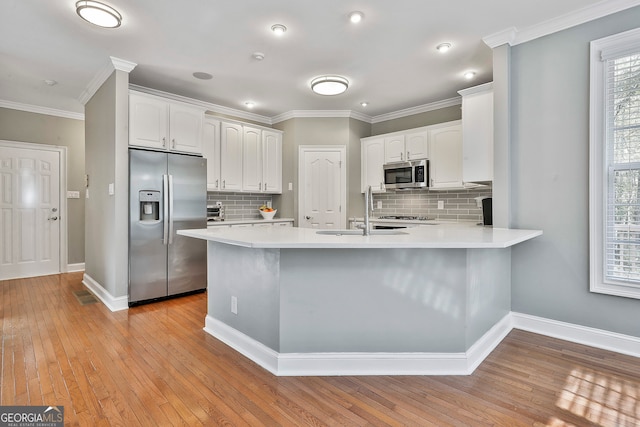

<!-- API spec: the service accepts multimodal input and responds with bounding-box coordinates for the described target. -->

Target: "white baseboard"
[82,273,129,312]
[205,314,512,376]
[66,263,85,272]
[512,312,640,358]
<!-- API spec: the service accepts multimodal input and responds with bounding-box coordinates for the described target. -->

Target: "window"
[590,28,640,299]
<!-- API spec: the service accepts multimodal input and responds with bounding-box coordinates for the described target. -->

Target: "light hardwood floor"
[1,272,639,426]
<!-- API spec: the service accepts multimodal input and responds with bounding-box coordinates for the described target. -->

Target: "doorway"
[0,140,67,280]
[298,146,346,229]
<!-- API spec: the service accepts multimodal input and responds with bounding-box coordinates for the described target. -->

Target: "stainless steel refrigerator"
[128,148,207,305]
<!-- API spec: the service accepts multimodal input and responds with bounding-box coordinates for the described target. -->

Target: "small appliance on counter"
[482,197,493,226]
[207,204,225,223]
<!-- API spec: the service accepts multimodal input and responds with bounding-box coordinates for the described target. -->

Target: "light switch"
[108,183,114,195]
[67,191,80,199]
[288,182,293,191]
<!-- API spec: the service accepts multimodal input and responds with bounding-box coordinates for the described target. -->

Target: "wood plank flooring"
[2,273,639,426]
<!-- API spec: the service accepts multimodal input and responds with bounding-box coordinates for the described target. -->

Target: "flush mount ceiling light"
[271,24,287,36]
[464,71,476,80]
[192,72,213,80]
[252,52,265,61]
[311,75,349,96]
[360,101,369,107]
[349,11,364,23]
[436,43,452,53]
[244,101,255,109]
[75,1,122,28]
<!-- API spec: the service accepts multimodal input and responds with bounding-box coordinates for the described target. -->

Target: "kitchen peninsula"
[178,225,541,376]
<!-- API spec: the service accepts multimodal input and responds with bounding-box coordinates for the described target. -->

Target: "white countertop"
[178,223,542,249]
[207,218,295,226]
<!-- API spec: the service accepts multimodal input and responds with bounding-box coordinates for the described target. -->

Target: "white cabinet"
[383,130,428,163]
[242,126,262,192]
[262,130,282,194]
[459,82,493,183]
[361,137,386,193]
[129,92,203,154]
[220,122,243,191]
[429,122,464,189]
[242,127,282,193]
[202,117,221,191]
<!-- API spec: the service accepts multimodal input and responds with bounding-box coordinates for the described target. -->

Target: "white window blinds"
[605,52,640,284]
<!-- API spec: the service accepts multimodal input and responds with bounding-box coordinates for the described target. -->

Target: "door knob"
[49,216,58,221]
[305,216,312,220]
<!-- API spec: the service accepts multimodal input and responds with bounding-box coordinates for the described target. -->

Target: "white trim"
[82,273,129,312]
[79,56,137,105]
[483,0,640,48]
[271,110,372,124]
[205,313,511,376]
[0,140,68,277]
[458,82,494,97]
[67,263,85,272]
[0,100,84,120]
[511,312,640,358]
[298,145,348,229]
[204,312,640,376]
[371,97,461,124]
[129,84,273,125]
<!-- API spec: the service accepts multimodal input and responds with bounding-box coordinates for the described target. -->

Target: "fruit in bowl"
[259,205,277,220]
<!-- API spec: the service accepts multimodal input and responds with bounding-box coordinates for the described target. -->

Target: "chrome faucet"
[362,185,374,236]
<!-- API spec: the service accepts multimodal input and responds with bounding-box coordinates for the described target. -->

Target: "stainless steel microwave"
[383,159,429,190]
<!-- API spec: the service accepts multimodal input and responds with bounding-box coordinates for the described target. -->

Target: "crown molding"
[458,82,494,97]
[271,109,373,124]
[484,0,640,48]
[129,84,273,125]
[78,56,137,105]
[370,97,461,124]
[0,99,84,120]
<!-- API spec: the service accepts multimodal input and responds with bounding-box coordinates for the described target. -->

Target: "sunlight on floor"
[552,367,639,426]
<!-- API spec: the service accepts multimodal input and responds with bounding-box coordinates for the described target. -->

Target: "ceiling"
[0,0,634,121]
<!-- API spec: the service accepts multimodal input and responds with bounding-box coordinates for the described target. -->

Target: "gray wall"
[509,6,640,337]
[0,107,85,264]
[84,70,130,298]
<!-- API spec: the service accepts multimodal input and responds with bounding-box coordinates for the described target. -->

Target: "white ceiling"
[0,0,636,121]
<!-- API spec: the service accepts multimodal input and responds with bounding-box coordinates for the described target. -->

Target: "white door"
[299,147,346,229]
[0,146,60,279]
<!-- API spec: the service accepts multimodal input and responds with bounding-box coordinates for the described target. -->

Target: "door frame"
[0,139,69,274]
[297,145,347,228]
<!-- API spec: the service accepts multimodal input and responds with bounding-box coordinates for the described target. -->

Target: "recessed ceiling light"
[75,1,122,28]
[311,76,349,96]
[349,11,364,23]
[271,24,287,36]
[252,52,265,61]
[436,43,452,53]
[192,72,213,80]
[360,102,368,107]
[43,79,58,86]
[464,71,476,80]
[245,101,255,109]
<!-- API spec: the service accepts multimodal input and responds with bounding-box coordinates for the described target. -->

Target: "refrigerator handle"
[168,174,174,245]
[163,174,169,245]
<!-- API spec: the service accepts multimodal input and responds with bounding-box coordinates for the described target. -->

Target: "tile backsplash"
[207,192,273,220]
[373,187,492,222]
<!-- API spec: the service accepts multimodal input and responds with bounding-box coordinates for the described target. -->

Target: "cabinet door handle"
[215,179,219,189]
[223,180,226,189]
[264,182,267,190]
[259,182,262,191]
[171,138,176,149]
[400,152,404,161]
[162,137,166,148]
[407,151,410,159]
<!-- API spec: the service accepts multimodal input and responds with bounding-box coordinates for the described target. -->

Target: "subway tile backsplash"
[207,192,273,220]
[373,187,492,222]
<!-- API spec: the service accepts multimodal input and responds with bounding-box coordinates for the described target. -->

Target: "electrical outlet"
[231,296,238,314]
[438,200,444,210]
[108,183,115,195]
[216,201,222,207]
[377,201,382,209]
[288,182,293,191]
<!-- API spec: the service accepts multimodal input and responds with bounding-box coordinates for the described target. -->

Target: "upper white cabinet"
[202,118,282,194]
[428,121,464,189]
[459,82,493,183]
[220,122,243,191]
[129,91,203,154]
[361,137,386,193]
[202,117,221,191]
[262,130,283,194]
[383,130,428,163]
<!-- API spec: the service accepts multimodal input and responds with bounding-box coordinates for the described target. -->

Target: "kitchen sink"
[316,229,408,236]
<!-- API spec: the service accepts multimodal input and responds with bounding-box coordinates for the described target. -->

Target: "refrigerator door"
[167,153,207,295]
[129,149,168,303]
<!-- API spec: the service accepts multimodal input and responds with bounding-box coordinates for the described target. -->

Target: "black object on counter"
[482,197,493,226]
